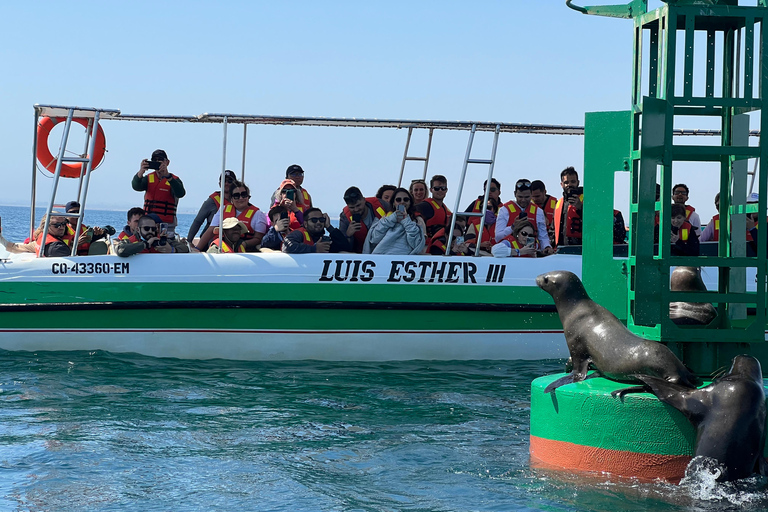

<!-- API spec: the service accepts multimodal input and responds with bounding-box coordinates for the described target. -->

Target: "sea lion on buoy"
[536,270,700,393]
[669,266,717,326]
[636,355,767,482]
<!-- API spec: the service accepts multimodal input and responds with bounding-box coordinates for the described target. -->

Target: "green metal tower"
[573,0,768,374]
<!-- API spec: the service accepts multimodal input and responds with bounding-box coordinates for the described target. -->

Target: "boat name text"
[319,259,505,284]
[51,262,130,275]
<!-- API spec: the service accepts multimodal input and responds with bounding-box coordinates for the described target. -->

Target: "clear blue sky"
[0,1,730,222]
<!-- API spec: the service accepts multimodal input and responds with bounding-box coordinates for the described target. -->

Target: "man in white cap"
[207,217,248,253]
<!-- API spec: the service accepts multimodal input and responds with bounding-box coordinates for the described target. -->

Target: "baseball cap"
[151,149,168,161]
[343,186,364,204]
[285,164,304,177]
[65,201,80,212]
[220,170,237,182]
[279,179,297,191]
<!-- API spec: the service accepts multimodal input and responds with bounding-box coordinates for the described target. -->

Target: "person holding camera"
[260,205,294,251]
[339,186,388,253]
[132,149,186,228]
[282,208,352,254]
[364,188,426,255]
[553,167,584,246]
[196,183,267,252]
[116,215,178,257]
[64,201,115,255]
[496,179,553,255]
[414,175,452,239]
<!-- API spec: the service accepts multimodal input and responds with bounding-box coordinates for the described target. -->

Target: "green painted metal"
[577,0,768,375]
[565,0,647,19]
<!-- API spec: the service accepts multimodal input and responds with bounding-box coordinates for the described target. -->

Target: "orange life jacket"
[554,196,583,245]
[298,188,312,213]
[35,232,70,256]
[222,204,260,240]
[211,237,246,253]
[118,230,131,241]
[503,201,540,237]
[293,228,316,246]
[126,234,158,253]
[685,205,695,220]
[209,192,231,209]
[62,224,90,255]
[144,172,180,224]
[424,198,452,236]
[537,195,557,230]
[342,197,387,252]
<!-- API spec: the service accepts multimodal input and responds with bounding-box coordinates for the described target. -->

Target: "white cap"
[748,192,760,203]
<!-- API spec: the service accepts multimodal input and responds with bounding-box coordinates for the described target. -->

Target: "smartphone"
[280,211,289,220]
[147,160,161,170]
[321,236,331,243]
[519,211,527,220]
[455,236,464,245]
[526,236,536,248]
[286,189,296,201]
[159,223,168,234]
[397,204,406,213]
[86,227,93,238]
[352,213,362,223]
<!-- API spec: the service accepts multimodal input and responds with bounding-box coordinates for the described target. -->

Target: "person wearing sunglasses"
[409,179,428,204]
[414,175,452,239]
[117,215,176,257]
[339,186,388,253]
[282,207,352,254]
[270,165,312,214]
[197,183,268,252]
[463,178,502,251]
[118,207,146,241]
[187,169,237,242]
[133,149,186,228]
[364,188,425,255]
[270,179,305,228]
[497,179,554,256]
[530,180,557,246]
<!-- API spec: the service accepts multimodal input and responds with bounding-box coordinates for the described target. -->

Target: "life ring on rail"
[36,117,106,179]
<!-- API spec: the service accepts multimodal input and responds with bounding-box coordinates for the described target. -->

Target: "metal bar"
[40,109,75,258]
[75,112,102,257]
[397,127,414,188]
[422,128,434,179]
[217,116,229,250]
[75,118,94,205]
[240,124,247,183]
[446,125,478,255]
[683,14,695,98]
[475,126,501,257]
[30,109,39,240]
[706,30,716,97]
[745,18,755,101]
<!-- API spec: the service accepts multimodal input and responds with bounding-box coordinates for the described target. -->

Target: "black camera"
[147,160,161,170]
[102,225,116,236]
[564,186,584,201]
[280,211,289,220]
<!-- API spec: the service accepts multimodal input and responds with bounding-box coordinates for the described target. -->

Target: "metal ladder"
[446,124,501,256]
[33,106,113,257]
[396,127,434,187]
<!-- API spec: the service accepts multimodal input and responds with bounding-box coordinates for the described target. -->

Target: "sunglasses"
[432,186,447,192]
[411,179,426,184]
[519,231,534,237]
[489,187,498,192]
[307,217,325,223]
[225,178,235,184]
[515,180,532,190]
[394,197,410,203]
[232,192,250,199]
[141,226,158,232]
[288,171,304,176]
[50,222,68,228]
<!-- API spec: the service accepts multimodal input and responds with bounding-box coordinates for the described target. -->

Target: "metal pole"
[422,128,434,179]
[40,109,75,257]
[75,112,101,257]
[446,125,478,255]
[241,124,247,183]
[217,116,229,250]
[473,125,500,256]
[397,127,414,188]
[30,109,39,240]
[75,118,94,204]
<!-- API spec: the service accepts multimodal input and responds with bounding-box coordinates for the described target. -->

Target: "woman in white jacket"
[363,188,425,255]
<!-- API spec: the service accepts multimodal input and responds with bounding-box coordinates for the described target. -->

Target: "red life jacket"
[424,198,452,235]
[465,199,496,246]
[293,228,316,246]
[298,188,312,213]
[711,214,720,241]
[554,196,583,245]
[210,237,245,253]
[503,201,540,237]
[35,232,70,256]
[62,224,90,255]
[144,172,180,224]
[538,195,558,231]
[685,205,695,220]
[209,192,231,209]
[678,221,693,242]
[126,234,158,253]
[117,230,131,241]
[222,204,260,240]
[342,198,386,252]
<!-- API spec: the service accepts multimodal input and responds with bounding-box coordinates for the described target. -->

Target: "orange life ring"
[36,117,106,179]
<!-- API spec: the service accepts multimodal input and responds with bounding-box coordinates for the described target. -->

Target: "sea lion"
[636,355,767,482]
[536,270,700,393]
[669,266,717,326]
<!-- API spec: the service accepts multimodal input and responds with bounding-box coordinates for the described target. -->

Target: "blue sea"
[1,205,768,511]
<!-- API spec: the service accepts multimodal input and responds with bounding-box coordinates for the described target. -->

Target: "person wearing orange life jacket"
[116,215,179,257]
[672,183,701,237]
[64,201,114,255]
[429,216,474,256]
[414,175,453,239]
[554,167,584,246]
[261,205,294,251]
[530,180,557,246]
[339,186,388,253]
[495,179,554,255]
[132,149,186,227]
[270,165,312,213]
[654,204,699,256]
[187,169,237,241]
[117,207,146,241]
[207,217,248,254]
[196,183,268,252]
[463,178,501,252]
[282,207,353,254]
[409,179,428,204]
[270,179,305,229]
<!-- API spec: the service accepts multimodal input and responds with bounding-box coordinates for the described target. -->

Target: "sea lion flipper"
[610,385,648,399]
[544,374,576,393]
[635,374,706,421]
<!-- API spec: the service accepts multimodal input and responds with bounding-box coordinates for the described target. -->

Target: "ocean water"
[0,352,766,512]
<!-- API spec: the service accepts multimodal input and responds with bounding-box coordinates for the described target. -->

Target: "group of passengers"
[1,148,751,258]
